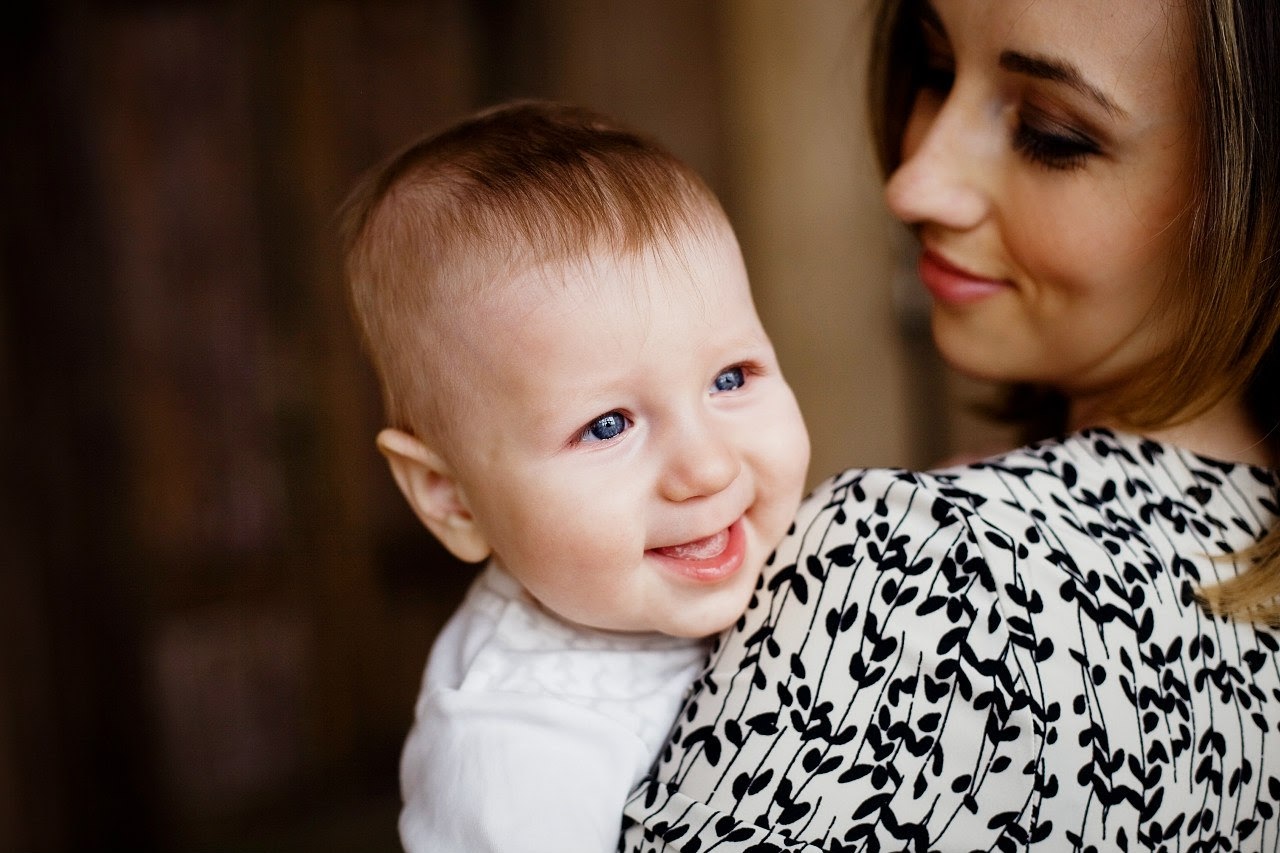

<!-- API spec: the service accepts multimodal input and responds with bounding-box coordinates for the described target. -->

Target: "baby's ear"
[376,428,492,564]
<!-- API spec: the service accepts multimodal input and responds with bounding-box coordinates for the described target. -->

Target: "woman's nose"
[659,420,742,503]
[883,92,990,231]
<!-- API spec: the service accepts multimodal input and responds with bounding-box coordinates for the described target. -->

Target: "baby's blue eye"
[581,411,629,443]
[713,366,745,392]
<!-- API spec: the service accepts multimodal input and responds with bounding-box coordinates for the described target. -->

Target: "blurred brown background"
[1,2,1005,850]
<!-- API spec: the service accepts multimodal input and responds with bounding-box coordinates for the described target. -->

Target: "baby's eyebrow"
[999,50,1128,119]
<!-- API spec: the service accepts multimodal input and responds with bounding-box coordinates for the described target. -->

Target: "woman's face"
[884,0,1195,411]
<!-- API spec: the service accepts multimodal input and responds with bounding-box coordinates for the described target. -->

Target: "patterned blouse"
[623,429,1280,852]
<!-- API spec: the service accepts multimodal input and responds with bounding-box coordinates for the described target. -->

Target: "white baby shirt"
[399,563,707,852]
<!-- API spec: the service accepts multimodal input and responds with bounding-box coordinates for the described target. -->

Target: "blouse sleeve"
[622,467,1046,852]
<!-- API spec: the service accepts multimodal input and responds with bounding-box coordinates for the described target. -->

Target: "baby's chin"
[651,576,762,639]
[528,562,762,638]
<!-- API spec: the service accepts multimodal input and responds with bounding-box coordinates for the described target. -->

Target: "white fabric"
[399,563,708,853]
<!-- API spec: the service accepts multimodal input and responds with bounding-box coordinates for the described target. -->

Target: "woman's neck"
[1069,394,1275,468]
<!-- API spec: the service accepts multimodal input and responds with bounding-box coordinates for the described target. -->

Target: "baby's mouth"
[652,528,730,560]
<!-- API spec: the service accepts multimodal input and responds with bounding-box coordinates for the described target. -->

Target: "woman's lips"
[648,519,746,582]
[918,249,1010,305]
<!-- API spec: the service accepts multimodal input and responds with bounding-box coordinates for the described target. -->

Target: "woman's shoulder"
[804,427,1276,547]
[811,428,1129,504]
[775,426,1277,646]
[789,437,1054,559]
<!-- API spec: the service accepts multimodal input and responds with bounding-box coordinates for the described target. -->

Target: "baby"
[340,101,810,851]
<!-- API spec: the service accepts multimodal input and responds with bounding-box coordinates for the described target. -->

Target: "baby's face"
[443,224,810,637]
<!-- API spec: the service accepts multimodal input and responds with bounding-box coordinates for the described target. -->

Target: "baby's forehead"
[486,219,740,305]
[437,227,747,366]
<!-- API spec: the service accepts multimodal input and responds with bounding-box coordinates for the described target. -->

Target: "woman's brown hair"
[868,0,1280,622]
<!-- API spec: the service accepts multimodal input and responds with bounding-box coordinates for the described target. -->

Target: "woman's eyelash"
[1012,119,1102,171]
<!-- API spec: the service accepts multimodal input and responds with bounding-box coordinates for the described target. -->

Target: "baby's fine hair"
[340,100,726,437]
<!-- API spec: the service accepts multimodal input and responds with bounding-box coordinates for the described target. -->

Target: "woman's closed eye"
[1013,110,1103,171]
[578,411,630,444]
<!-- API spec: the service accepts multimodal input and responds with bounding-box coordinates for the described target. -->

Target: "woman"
[622,0,1280,849]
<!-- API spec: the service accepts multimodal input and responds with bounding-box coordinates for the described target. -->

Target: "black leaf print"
[805,554,826,580]
[827,545,857,567]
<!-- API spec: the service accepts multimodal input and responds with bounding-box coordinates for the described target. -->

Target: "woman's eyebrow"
[999,49,1128,119]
